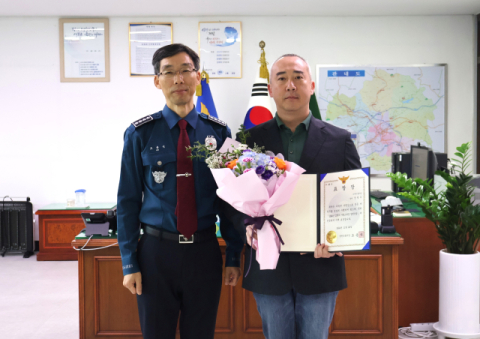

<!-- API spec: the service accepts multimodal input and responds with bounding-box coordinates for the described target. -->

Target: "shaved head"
[270,54,312,82]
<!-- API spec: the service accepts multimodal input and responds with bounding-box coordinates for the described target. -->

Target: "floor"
[0,252,79,339]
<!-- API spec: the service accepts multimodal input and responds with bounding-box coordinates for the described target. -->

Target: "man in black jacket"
[241,54,362,339]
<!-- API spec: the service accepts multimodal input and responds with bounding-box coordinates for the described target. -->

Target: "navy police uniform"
[117,105,243,339]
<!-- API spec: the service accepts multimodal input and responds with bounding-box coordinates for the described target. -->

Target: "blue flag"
[196,71,218,118]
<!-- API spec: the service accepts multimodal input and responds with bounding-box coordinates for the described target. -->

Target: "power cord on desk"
[398,327,437,338]
[72,235,119,251]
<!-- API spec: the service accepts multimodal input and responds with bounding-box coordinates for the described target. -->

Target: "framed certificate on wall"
[59,18,110,82]
[198,21,242,79]
[129,23,173,76]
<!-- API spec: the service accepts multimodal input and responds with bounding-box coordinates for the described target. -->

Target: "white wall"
[0,15,476,240]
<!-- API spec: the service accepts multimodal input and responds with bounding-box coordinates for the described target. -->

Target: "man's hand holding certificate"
[320,168,371,252]
[188,133,370,272]
[275,168,371,253]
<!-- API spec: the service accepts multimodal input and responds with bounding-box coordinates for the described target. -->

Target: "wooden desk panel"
[73,237,402,339]
[36,208,112,261]
[394,217,444,327]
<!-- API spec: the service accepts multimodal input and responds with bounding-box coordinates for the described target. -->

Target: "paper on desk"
[381,196,403,207]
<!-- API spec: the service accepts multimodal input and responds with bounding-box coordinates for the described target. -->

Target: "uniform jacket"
[241,116,362,295]
[117,106,244,276]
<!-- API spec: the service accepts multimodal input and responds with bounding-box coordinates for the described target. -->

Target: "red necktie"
[176,119,198,238]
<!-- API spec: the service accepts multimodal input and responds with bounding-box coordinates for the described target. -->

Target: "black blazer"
[240,117,362,295]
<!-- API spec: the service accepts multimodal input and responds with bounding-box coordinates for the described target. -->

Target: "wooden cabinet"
[394,217,445,327]
[73,236,403,339]
[35,203,116,261]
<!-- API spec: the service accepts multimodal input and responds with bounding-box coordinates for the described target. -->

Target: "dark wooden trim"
[215,252,235,333]
[391,245,400,338]
[36,252,78,261]
[72,236,404,249]
[78,250,85,339]
[35,209,111,216]
[243,289,263,333]
[330,254,384,335]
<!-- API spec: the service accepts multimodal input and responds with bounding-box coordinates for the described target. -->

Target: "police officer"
[117,43,243,339]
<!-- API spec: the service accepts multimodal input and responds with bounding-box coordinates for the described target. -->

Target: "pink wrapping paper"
[211,162,305,270]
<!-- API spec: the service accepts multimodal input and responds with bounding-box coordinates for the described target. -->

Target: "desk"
[371,196,445,327]
[35,203,116,261]
[394,217,444,327]
[72,235,403,339]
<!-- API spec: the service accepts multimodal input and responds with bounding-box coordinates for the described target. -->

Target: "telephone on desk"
[80,209,117,237]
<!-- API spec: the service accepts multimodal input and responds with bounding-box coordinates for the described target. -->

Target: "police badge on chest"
[205,135,217,150]
[152,171,167,184]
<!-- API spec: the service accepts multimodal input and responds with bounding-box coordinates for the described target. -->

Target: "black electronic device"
[0,197,34,258]
[106,209,117,234]
[80,208,117,237]
[411,144,431,181]
[370,191,390,200]
[392,148,448,192]
[435,152,449,173]
[391,152,411,192]
[411,144,449,181]
[380,206,396,234]
[370,221,379,234]
[81,213,110,237]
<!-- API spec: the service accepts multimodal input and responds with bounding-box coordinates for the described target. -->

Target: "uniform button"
[290,139,293,142]
[157,161,162,166]
[289,151,293,154]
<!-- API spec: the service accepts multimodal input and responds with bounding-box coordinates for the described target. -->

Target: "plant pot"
[435,249,480,335]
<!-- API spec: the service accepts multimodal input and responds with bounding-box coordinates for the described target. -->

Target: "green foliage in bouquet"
[187,124,263,170]
[387,142,480,254]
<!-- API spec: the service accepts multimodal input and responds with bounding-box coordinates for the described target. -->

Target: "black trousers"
[136,233,223,339]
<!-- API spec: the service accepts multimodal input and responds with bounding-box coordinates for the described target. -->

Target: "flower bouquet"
[189,127,305,273]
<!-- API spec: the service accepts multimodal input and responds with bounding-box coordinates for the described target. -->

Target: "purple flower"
[242,157,254,163]
[261,170,274,180]
[255,165,265,175]
[244,168,253,173]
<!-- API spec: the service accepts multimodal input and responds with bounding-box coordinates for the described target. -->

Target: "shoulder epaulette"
[199,113,226,127]
[132,114,159,128]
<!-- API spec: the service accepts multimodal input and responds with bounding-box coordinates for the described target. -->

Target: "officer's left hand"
[224,267,241,286]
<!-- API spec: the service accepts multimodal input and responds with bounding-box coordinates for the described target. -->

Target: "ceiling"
[1,0,479,17]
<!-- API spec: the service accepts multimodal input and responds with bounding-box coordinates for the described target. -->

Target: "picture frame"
[59,18,110,82]
[129,22,173,77]
[198,21,242,79]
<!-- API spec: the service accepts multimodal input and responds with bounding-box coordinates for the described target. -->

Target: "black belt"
[144,225,216,244]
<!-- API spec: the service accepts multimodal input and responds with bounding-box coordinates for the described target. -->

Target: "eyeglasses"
[158,68,197,79]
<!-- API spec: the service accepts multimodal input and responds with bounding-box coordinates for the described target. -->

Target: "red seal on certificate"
[357,231,365,238]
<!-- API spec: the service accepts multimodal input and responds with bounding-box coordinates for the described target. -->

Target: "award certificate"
[274,168,371,252]
[129,23,172,76]
[320,168,371,251]
[59,18,110,82]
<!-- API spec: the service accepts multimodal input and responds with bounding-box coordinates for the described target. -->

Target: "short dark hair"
[152,43,200,75]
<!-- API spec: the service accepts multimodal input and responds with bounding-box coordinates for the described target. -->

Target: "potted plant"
[387,142,480,337]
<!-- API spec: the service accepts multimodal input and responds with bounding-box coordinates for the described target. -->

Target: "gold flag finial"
[258,41,269,82]
[196,70,210,96]
[201,70,210,84]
